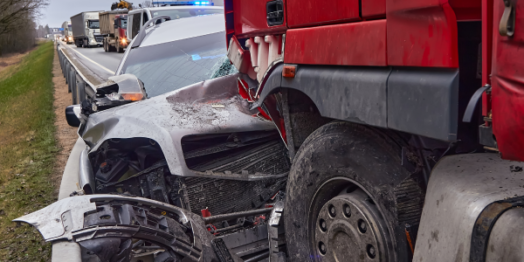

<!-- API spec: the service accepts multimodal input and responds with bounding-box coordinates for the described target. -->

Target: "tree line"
[0,0,48,56]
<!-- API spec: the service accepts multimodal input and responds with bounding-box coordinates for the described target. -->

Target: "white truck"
[70,11,104,48]
[61,21,73,44]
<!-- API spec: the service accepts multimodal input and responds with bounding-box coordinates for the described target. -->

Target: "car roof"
[128,5,223,15]
[139,13,225,48]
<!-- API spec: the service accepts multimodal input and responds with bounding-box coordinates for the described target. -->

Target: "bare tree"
[0,0,47,55]
[0,0,48,35]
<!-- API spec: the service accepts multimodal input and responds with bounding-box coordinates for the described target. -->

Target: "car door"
[491,0,524,161]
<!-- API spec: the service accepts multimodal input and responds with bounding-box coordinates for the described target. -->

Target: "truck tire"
[103,40,108,52]
[284,122,424,262]
[116,41,122,53]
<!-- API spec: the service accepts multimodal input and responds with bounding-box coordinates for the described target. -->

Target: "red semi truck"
[225,0,524,261]
[100,10,129,53]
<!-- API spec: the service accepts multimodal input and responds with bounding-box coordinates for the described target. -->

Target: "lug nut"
[367,244,376,258]
[318,241,327,255]
[328,204,336,217]
[343,204,351,218]
[319,219,327,232]
[358,219,367,233]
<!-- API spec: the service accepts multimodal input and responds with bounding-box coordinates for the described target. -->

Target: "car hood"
[81,74,275,178]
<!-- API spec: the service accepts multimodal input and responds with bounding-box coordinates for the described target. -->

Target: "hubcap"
[312,188,389,261]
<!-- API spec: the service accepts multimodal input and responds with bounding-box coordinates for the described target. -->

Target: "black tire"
[284,122,424,262]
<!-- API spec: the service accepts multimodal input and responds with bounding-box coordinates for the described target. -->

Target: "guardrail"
[56,43,97,105]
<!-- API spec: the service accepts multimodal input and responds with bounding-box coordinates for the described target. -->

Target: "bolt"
[358,220,367,233]
[328,204,336,217]
[343,204,351,217]
[319,219,327,232]
[367,244,376,258]
[319,241,327,255]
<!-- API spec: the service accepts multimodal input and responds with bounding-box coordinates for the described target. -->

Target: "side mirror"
[65,105,81,127]
[114,23,118,29]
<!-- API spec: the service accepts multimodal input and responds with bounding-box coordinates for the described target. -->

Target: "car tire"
[283,121,424,262]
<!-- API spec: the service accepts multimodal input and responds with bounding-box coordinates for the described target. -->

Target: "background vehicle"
[61,20,73,44]
[71,11,103,48]
[224,0,524,261]
[127,3,223,40]
[100,10,128,53]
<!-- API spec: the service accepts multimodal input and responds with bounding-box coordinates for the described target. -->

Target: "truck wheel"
[284,122,424,262]
[103,40,108,52]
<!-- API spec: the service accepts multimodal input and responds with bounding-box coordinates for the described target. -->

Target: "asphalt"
[60,42,125,74]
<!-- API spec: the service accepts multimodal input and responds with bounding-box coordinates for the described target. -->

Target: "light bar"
[153,1,214,6]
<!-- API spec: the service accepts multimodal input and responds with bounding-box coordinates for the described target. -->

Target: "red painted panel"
[286,0,360,28]
[233,0,287,39]
[491,0,524,161]
[481,0,493,117]
[362,0,386,19]
[387,0,459,67]
[449,0,481,21]
[285,20,387,66]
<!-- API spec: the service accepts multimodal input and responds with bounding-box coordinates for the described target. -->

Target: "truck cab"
[224,0,524,261]
[71,11,104,48]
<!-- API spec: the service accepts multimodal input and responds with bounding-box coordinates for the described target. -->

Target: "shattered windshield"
[120,31,237,98]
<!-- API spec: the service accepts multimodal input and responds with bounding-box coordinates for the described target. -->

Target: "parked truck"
[61,21,73,44]
[70,11,104,48]
[99,10,128,53]
[223,0,524,261]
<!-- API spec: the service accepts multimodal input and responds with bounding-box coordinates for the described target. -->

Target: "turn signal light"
[121,93,144,101]
[282,64,296,78]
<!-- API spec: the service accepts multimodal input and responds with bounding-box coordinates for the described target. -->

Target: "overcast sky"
[39,0,109,27]
[38,0,224,28]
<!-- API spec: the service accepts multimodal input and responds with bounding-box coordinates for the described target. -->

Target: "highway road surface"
[60,42,125,74]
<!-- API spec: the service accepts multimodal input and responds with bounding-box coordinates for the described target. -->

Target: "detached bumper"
[15,194,219,262]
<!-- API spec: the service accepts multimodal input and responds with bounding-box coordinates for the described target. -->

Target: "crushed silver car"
[17,14,289,262]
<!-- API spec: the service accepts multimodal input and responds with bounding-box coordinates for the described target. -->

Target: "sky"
[38,0,224,28]
[39,0,110,28]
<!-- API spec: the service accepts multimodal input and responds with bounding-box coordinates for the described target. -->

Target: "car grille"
[95,35,103,43]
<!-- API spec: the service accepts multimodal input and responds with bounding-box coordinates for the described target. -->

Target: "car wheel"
[284,122,424,262]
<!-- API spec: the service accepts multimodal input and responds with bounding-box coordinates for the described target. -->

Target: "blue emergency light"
[153,1,214,6]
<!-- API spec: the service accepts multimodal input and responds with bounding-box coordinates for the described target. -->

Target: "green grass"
[0,41,58,261]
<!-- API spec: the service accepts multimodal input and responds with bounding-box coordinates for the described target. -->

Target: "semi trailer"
[61,20,73,44]
[99,10,128,53]
[223,0,524,261]
[71,11,104,48]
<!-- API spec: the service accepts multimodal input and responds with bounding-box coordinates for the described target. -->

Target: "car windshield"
[88,20,99,29]
[151,9,223,20]
[120,19,127,29]
[120,31,237,98]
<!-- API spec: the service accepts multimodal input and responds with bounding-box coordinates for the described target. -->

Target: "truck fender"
[253,64,459,142]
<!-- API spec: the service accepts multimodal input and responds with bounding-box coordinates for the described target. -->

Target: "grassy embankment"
[0,41,58,261]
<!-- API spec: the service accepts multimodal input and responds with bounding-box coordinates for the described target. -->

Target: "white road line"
[62,44,115,75]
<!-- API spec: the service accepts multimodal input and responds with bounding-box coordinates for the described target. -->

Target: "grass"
[0,41,58,261]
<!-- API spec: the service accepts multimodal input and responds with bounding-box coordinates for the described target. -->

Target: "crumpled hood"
[81,74,274,177]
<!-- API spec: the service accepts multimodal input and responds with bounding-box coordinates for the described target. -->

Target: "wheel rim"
[309,179,392,262]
